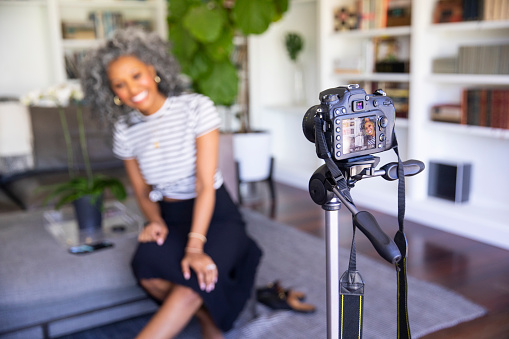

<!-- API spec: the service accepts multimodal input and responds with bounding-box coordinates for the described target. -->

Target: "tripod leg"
[324,198,341,339]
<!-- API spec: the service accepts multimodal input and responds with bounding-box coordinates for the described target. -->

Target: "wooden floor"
[246,182,509,339]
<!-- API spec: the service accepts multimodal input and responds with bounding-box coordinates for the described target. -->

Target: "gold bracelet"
[188,232,207,243]
[185,247,203,254]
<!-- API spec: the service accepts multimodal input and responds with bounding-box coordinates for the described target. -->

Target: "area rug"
[56,208,486,339]
[222,208,486,339]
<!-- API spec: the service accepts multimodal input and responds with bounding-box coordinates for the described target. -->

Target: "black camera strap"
[314,115,412,338]
[393,143,411,339]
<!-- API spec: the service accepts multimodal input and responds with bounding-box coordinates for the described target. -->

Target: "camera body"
[303,84,396,161]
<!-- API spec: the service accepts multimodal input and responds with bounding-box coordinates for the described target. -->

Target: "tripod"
[308,155,424,339]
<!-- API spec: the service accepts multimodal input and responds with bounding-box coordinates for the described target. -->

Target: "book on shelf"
[433,0,509,23]
[433,43,509,75]
[61,22,96,40]
[431,104,462,123]
[335,0,411,31]
[459,88,509,129]
[484,0,509,21]
[387,0,412,27]
[89,11,124,39]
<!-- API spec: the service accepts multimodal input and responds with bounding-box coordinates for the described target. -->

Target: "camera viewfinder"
[353,100,364,112]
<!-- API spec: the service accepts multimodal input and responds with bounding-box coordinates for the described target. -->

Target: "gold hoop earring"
[154,75,161,84]
[113,96,123,106]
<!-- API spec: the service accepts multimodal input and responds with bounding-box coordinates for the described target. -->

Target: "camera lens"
[302,105,321,143]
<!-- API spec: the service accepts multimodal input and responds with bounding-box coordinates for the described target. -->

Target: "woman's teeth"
[132,90,148,103]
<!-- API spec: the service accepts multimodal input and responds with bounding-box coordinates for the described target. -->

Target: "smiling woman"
[79,28,262,339]
[107,55,166,116]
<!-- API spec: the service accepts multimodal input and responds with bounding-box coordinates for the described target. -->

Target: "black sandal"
[256,281,316,313]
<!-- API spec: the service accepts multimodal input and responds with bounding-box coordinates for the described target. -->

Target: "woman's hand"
[181,252,218,293]
[138,220,168,246]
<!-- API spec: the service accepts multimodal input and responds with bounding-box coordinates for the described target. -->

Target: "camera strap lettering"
[339,225,365,338]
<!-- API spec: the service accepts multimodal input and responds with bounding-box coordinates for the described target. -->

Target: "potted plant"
[168,0,289,132]
[285,32,305,105]
[168,0,288,204]
[21,82,126,231]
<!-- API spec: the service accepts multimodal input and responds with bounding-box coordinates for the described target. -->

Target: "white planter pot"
[233,131,272,182]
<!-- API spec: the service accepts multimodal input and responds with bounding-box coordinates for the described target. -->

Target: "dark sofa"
[0,106,131,211]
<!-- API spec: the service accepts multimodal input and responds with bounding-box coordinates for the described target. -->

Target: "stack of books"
[431,88,509,130]
[432,43,509,75]
[461,88,509,129]
[433,0,509,23]
[333,0,411,31]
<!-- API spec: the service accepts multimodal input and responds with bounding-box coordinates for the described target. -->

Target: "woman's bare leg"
[140,278,173,301]
[138,278,224,339]
[136,284,203,339]
[196,307,225,339]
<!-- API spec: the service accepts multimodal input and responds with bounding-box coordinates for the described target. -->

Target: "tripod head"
[308,155,424,264]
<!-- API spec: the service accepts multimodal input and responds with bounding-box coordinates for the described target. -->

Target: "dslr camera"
[303,84,396,161]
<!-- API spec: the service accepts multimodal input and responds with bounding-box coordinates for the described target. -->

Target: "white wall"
[0,3,55,97]
[249,0,321,188]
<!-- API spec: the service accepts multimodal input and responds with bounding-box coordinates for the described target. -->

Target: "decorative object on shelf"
[167,0,288,133]
[428,160,472,203]
[21,82,127,231]
[285,32,305,105]
[333,6,358,31]
[374,37,410,73]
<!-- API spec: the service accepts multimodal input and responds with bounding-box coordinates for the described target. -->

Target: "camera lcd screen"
[342,115,377,155]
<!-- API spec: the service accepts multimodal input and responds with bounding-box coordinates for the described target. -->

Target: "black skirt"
[131,186,262,332]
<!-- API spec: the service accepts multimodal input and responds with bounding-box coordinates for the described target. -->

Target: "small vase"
[73,194,103,232]
[292,62,305,105]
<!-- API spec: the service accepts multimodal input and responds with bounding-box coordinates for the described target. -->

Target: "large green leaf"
[183,4,226,43]
[41,175,126,209]
[184,50,211,82]
[273,0,289,19]
[199,61,239,106]
[168,0,192,23]
[203,28,234,61]
[233,0,276,35]
[168,23,198,64]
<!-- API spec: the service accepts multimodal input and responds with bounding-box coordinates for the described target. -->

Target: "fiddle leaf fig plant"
[168,0,289,131]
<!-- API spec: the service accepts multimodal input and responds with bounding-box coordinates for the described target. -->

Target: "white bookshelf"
[0,0,166,93]
[249,0,509,250]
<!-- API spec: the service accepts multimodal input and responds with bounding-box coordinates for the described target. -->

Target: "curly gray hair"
[80,27,184,123]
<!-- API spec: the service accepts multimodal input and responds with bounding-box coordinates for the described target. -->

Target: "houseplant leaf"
[185,49,212,81]
[168,22,199,64]
[233,0,276,35]
[273,0,289,21]
[183,3,226,43]
[203,28,234,61]
[168,0,196,23]
[199,61,239,106]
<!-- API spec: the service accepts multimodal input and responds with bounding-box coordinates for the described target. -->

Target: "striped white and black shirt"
[112,93,223,200]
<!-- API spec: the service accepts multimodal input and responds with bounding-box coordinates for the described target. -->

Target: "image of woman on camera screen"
[80,28,262,339]
[364,118,376,149]
[342,116,376,154]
